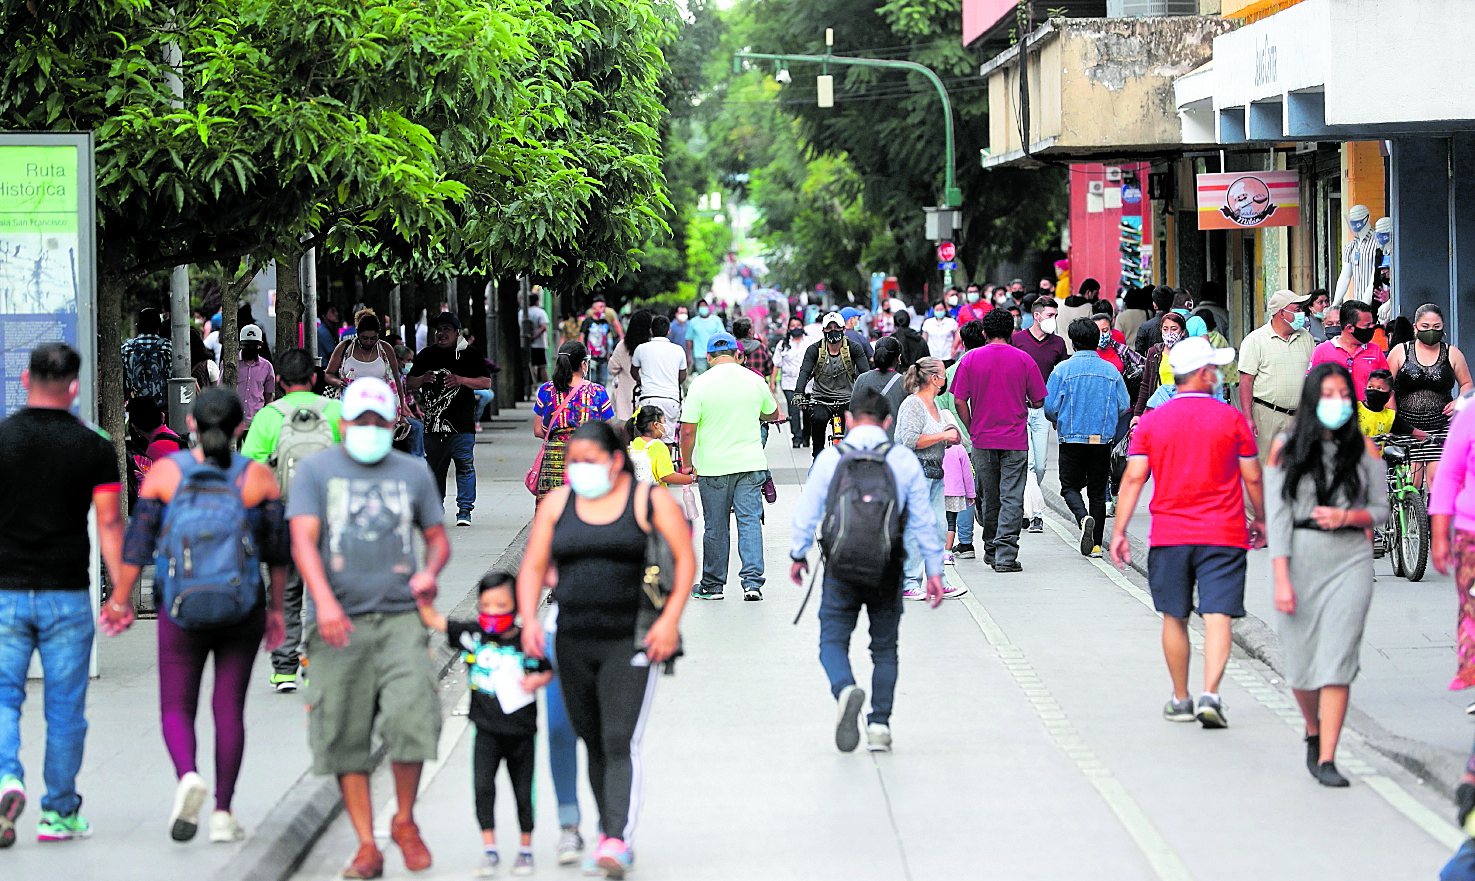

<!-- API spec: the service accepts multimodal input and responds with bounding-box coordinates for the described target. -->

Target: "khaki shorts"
[305,610,442,775]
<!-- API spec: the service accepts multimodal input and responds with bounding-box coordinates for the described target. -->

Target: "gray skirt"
[1274,527,1374,690]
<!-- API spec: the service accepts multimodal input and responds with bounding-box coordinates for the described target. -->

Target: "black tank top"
[549,482,645,640]
[1394,341,1457,431]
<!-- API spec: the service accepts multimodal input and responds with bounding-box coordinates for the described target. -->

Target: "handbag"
[921,459,944,480]
[634,482,683,672]
[525,387,577,495]
[1117,343,1146,384]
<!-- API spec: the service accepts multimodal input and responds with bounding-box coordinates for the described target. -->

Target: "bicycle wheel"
[1400,491,1430,582]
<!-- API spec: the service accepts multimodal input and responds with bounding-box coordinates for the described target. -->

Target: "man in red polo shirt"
[1109,337,1266,730]
[1309,300,1388,401]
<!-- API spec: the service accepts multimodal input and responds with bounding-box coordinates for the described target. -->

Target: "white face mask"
[344,425,393,464]
[1038,317,1057,335]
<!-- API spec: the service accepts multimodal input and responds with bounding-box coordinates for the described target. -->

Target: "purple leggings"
[157,606,264,812]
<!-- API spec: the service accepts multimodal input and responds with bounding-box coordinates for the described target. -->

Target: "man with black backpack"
[793,312,872,457]
[242,348,340,693]
[789,388,944,755]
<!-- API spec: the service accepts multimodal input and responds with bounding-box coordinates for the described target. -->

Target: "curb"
[210,521,533,881]
[1035,477,1467,799]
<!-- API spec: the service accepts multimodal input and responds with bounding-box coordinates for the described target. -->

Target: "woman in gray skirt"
[1265,363,1388,787]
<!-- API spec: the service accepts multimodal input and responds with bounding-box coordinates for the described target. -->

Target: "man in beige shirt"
[1237,289,1315,464]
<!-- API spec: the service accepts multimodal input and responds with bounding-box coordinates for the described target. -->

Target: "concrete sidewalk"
[1029,425,1474,790]
[2,409,544,881]
[291,421,1462,880]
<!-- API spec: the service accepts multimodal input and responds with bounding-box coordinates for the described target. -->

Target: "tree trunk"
[275,247,303,358]
[98,272,130,515]
[220,269,244,390]
[496,276,523,404]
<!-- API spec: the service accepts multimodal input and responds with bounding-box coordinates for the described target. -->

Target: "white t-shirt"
[631,337,687,401]
[521,305,549,349]
[921,315,958,361]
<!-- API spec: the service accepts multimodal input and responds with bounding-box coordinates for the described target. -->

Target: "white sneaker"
[169,772,209,842]
[941,584,968,599]
[208,810,244,843]
[866,723,892,752]
[943,551,955,566]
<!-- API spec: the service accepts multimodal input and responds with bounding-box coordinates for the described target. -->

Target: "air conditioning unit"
[1106,0,1198,16]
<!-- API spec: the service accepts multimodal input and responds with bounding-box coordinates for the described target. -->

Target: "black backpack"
[818,442,906,597]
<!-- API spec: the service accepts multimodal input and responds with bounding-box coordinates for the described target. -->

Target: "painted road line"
[955,583,1196,881]
[1040,511,1464,849]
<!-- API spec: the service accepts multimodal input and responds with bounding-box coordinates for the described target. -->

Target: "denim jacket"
[1044,351,1131,443]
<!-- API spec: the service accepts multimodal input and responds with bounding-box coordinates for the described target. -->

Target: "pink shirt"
[942,444,975,498]
[236,356,276,425]
[1430,400,1475,532]
[952,342,1048,451]
[1309,338,1389,401]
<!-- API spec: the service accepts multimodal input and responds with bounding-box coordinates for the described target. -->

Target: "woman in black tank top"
[515,421,694,874]
[1388,304,1474,434]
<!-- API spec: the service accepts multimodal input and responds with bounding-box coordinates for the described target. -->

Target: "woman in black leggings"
[518,421,693,879]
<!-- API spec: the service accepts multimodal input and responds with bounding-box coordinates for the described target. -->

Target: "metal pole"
[302,248,318,363]
[734,51,962,208]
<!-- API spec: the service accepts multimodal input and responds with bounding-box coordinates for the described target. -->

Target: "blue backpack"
[154,452,261,629]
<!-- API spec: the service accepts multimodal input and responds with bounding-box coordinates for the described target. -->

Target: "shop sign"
[1195,170,1300,230]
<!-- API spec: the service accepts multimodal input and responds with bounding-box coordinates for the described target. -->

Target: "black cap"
[431,311,461,330]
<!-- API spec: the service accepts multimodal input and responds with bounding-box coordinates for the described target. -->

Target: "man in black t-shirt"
[0,343,124,843]
[406,312,493,526]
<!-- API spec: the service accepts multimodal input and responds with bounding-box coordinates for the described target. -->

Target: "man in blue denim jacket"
[1045,319,1131,556]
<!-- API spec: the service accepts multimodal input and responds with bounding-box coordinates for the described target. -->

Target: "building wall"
[1067,163,1153,301]
[1326,0,1475,126]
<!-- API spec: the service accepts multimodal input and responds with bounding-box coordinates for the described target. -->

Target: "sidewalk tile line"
[954,586,1197,881]
[1038,512,1464,850]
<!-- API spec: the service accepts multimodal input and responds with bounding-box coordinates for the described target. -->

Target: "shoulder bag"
[633,481,683,673]
[524,386,577,495]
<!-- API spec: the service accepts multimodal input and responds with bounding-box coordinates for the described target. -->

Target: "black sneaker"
[1305,735,1321,775]
[1163,696,1195,722]
[1028,516,1044,534]
[690,585,724,600]
[834,685,866,753]
[1079,516,1095,556]
[1195,694,1227,729]
[952,543,975,559]
[992,561,1023,573]
[983,554,996,567]
[743,588,763,602]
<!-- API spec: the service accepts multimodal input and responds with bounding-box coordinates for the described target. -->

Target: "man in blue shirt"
[1044,318,1131,557]
[789,388,944,755]
[838,307,874,360]
[685,300,726,375]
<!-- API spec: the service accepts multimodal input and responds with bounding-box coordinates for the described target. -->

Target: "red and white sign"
[1195,171,1301,230]
[936,241,956,262]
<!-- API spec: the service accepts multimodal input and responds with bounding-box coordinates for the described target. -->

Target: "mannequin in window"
[1333,205,1377,307]
[1372,217,1394,322]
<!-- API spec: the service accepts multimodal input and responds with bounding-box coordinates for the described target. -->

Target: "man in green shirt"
[241,348,341,692]
[680,333,787,601]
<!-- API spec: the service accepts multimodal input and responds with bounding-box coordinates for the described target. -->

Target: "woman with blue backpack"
[99,388,288,845]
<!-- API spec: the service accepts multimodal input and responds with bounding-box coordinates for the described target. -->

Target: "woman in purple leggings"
[100,389,286,843]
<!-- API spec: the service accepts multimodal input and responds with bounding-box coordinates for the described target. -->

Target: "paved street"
[287,423,1467,881]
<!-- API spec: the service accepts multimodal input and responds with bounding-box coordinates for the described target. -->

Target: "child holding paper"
[419,571,552,877]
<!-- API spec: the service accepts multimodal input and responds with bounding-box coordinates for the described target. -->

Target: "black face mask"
[789,328,804,339]
[1363,388,1391,411]
[824,329,844,344]
[1417,328,1445,346]
[1350,325,1377,344]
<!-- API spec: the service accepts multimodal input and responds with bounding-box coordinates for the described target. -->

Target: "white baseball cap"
[1167,336,1235,375]
[822,311,844,329]
[239,324,263,343]
[342,377,398,421]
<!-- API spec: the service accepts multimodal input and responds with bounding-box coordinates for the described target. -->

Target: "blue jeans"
[587,358,609,386]
[543,624,581,828]
[1026,407,1050,485]
[818,575,902,725]
[425,431,476,516]
[399,417,426,459]
[473,389,495,421]
[903,476,947,592]
[1444,839,1475,881]
[955,489,975,545]
[696,471,767,592]
[0,589,94,815]
[972,448,1029,565]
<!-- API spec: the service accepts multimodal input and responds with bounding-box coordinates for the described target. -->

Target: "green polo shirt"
[240,391,342,463]
[680,362,777,476]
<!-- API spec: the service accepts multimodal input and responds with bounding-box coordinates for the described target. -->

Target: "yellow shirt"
[1357,403,1395,439]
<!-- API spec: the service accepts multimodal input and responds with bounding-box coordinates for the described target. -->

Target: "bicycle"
[790,395,847,447]
[1375,434,1435,582]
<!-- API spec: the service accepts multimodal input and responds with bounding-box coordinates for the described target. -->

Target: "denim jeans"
[1026,407,1050,485]
[955,493,975,545]
[587,357,609,386]
[971,448,1029,565]
[696,471,767,592]
[1443,839,1475,881]
[425,431,476,516]
[818,575,902,725]
[403,417,426,459]
[0,589,94,816]
[783,389,808,445]
[473,389,495,421]
[542,616,581,829]
[903,477,951,592]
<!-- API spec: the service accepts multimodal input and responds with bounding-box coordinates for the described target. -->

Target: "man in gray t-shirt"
[287,377,450,878]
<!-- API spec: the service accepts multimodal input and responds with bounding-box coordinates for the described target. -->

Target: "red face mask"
[479,613,515,634]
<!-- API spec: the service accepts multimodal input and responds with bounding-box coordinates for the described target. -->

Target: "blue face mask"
[1376,232,1391,247]
[344,425,393,464]
[1209,368,1224,401]
[1316,397,1354,430]
[566,462,614,499]
[1289,312,1307,330]
[697,306,710,318]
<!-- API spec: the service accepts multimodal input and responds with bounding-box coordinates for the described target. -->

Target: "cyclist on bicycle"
[793,312,872,458]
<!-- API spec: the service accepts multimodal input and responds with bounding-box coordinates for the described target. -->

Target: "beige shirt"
[1237,322,1314,409]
